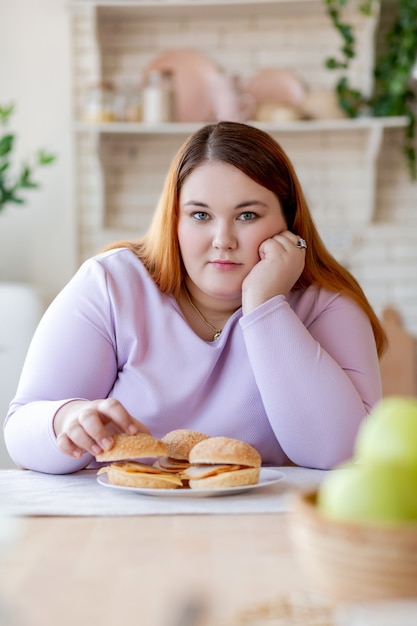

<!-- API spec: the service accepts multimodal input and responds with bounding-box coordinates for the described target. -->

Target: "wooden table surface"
[0,513,311,626]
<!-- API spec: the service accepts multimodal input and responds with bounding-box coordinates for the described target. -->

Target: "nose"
[212,222,237,250]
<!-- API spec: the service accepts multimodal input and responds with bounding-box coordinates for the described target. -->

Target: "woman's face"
[178,161,287,304]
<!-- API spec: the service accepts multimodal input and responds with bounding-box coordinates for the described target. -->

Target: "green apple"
[317,461,417,523]
[354,396,417,468]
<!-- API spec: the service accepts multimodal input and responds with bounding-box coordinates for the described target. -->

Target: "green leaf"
[0,187,24,205]
[0,104,14,125]
[8,195,25,205]
[324,0,417,180]
[359,2,374,17]
[0,103,57,211]
[16,164,38,189]
[37,149,56,165]
[0,134,14,157]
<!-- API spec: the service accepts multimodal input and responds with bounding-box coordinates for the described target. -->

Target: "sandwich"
[96,432,183,489]
[96,432,262,491]
[154,429,211,473]
[182,436,262,489]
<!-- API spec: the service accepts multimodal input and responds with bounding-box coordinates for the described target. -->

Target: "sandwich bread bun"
[96,433,182,489]
[161,428,211,461]
[189,436,261,467]
[95,432,168,462]
[186,436,261,489]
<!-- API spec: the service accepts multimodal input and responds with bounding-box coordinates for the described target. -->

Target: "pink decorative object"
[208,73,256,122]
[245,68,306,109]
[144,49,220,122]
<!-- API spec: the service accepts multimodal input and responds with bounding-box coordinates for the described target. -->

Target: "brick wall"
[70,1,417,334]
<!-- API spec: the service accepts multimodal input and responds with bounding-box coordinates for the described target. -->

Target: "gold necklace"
[184,286,222,341]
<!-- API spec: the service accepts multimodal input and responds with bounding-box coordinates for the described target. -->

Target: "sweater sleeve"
[4,257,119,474]
[240,291,382,470]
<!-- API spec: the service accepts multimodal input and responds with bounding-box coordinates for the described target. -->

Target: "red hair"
[104,122,386,356]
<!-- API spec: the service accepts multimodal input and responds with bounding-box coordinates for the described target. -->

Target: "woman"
[4,122,385,474]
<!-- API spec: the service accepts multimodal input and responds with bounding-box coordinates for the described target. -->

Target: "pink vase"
[208,73,256,123]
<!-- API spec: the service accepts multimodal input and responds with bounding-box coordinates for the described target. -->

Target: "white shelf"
[68,0,323,7]
[74,116,408,135]
[68,0,333,18]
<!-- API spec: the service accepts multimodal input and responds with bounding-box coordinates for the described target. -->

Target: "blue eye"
[192,211,210,221]
[238,212,257,221]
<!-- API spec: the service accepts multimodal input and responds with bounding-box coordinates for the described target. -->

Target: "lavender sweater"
[4,248,382,474]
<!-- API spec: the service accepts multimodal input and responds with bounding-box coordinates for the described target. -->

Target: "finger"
[260,235,286,256]
[272,231,300,248]
[260,234,294,258]
[95,398,151,436]
[66,415,108,455]
[56,432,86,460]
[76,408,115,453]
[282,231,308,250]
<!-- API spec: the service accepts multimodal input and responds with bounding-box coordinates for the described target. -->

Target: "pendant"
[213,330,222,340]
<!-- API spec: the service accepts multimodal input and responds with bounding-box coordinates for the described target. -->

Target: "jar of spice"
[142,70,175,123]
[84,81,115,123]
[113,84,142,122]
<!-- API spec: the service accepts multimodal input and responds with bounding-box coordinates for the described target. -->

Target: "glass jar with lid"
[84,81,115,123]
[142,70,175,123]
[114,85,142,122]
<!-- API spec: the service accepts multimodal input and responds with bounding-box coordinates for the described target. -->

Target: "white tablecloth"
[0,466,326,517]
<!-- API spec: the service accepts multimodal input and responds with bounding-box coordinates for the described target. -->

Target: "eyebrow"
[183,199,269,209]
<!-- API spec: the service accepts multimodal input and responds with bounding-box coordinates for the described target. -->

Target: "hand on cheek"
[242,230,306,313]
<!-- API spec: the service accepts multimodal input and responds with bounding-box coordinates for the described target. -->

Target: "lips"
[210,260,241,271]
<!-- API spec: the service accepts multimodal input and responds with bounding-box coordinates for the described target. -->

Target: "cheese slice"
[98,461,171,476]
[113,461,165,474]
[181,464,243,479]
[107,465,183,488]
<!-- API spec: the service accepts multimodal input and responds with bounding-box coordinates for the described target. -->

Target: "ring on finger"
[295,238,307,250]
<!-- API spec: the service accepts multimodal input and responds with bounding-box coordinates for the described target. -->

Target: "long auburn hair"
[105,121,386,356]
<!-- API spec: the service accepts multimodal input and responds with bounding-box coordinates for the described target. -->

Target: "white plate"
[97,468,284,498]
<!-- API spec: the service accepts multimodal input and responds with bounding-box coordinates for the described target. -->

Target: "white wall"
[0,0,76,467]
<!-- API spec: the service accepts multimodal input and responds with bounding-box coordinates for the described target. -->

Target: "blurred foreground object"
[289,488,417,603]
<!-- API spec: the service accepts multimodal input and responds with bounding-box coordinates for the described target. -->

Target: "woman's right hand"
[54,398,151,459]
[242,230,306,313]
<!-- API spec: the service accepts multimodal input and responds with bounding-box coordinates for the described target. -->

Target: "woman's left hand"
[242,230,306,313]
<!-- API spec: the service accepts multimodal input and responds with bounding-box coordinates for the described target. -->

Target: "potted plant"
[0,100,56,334]
[1,103,55,212]
[0,103,56,467]
[324,0,417,179]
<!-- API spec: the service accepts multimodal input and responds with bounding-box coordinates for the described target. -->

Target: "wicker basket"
[288,490,417,604]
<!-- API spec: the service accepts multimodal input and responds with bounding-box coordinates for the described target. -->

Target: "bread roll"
[188,467,260,490]
[161,429,210,461]
[189,436,261,468]
[187,436,262,489]
[95,433,167,462]
[105,463,183,489]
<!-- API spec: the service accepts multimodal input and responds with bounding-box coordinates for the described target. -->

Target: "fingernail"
[128,424,138,434]
[73,449,82,458]
[91,444,101,455]
[101,437,112,450]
